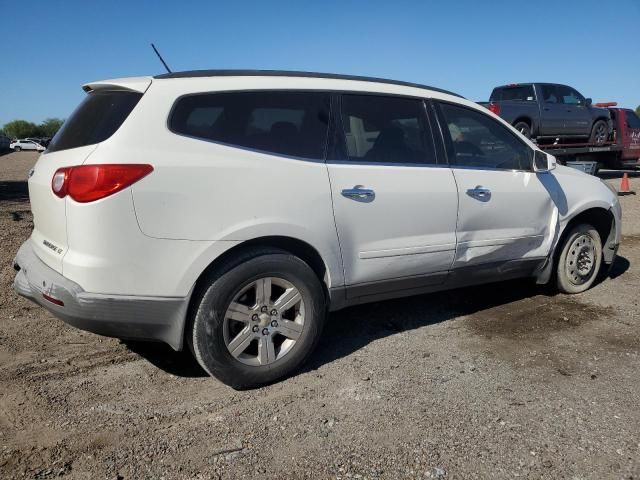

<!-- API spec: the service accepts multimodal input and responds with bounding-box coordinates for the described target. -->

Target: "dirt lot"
[1,151,639,479]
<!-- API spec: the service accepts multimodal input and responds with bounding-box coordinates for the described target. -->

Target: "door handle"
[341,185,375,202]
[466,186,491,201]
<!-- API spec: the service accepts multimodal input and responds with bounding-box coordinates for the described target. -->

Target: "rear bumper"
[13,241,188,350]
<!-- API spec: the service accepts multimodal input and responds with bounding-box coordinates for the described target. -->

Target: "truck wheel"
[556,223,602,294]
[589,120,608,146]
[514,121,531,138]
[189,247,326,389]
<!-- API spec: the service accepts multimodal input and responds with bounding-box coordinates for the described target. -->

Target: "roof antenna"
[151,43,172,73]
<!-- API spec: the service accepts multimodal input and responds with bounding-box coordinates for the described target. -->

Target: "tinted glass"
[438,102,533,170]
[500,85,535,101]
[625,110,640,129]
[339,94,435,164]
[170,91,330,160]
[541,85,559,104]
[48,90,142,153]
[556,85,584,105]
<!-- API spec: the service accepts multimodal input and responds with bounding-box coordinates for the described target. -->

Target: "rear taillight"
[489,102,501,116]
[52,164,153,202]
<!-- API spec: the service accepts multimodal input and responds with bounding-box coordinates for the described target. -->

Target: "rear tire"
[13,146,21,152]
[589,120,608,146]
[513,121,531,139]
[189,248,326,389]
[556,224,602,294]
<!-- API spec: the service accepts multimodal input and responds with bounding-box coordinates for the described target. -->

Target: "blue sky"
[0,0,638,126]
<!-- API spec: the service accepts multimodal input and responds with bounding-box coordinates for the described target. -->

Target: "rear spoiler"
[82,76,152,94]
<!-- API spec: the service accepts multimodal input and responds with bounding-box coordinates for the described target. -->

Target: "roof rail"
[153,69,463,98]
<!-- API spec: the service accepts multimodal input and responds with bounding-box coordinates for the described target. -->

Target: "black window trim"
[326,91,441,167]
[167,88,446,166]
[166,89,334,163]
[431,99,535,173]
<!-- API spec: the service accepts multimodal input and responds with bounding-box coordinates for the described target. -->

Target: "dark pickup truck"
[479,83,613,146]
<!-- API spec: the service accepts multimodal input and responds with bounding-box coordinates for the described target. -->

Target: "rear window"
[169,91,330,160]
[497,85,535,102]
[47,90,142,153]
[626,111,640,129]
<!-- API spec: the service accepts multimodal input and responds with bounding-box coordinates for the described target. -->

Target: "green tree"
[38,118,64,137]
[636,105,640,116]
[2,120,39,139]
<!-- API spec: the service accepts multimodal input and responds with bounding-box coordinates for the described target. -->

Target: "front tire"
[556,224,602,294]
[190,248,326,389]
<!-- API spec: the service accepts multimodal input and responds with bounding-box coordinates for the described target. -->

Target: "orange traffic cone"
[619,173,633,195]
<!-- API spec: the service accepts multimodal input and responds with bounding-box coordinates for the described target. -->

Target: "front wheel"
[190,248,326,389]
[589,120,609,146]
[556,224,602,294]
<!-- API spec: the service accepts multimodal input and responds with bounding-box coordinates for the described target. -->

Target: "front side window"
[625,110,640,129]
[338,94,436,164]
[438,102,533,170]
[556,85,584,106]
[170,91,330,160]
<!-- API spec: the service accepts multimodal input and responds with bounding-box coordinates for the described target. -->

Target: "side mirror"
[585,98,593,107]
[533,150,556,172]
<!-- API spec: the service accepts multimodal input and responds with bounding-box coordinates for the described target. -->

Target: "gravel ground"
[1,151,639,479]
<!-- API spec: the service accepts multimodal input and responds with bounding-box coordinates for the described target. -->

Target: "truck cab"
[608,107,640,168]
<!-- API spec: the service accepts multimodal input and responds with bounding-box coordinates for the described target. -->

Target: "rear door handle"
[341,185,375,202]
[466,186,491,201]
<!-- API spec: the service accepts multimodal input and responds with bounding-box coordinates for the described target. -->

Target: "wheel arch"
[555,207,616,268]
[513,117,532,128]
[181,235,334,351]
[591,116,611,134]
[513,116,534,135]
[537,206,616,285]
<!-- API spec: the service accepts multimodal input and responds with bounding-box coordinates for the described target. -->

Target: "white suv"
[14,71,621,389]
[10,139,46,152]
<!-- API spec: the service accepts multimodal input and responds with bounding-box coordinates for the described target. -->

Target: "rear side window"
[169,91,330,160]
[338,94,436,164]
[48,90,142,153]
[626,111,640,129]
[499,85,535,102]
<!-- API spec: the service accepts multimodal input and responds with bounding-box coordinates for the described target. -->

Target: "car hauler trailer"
[535,103,640,174]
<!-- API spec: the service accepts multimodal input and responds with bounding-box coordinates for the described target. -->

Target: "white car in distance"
[10,139,46,152]
[13,70,622,389]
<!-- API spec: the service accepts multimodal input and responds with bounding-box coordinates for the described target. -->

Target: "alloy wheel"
[223,277,305,366]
